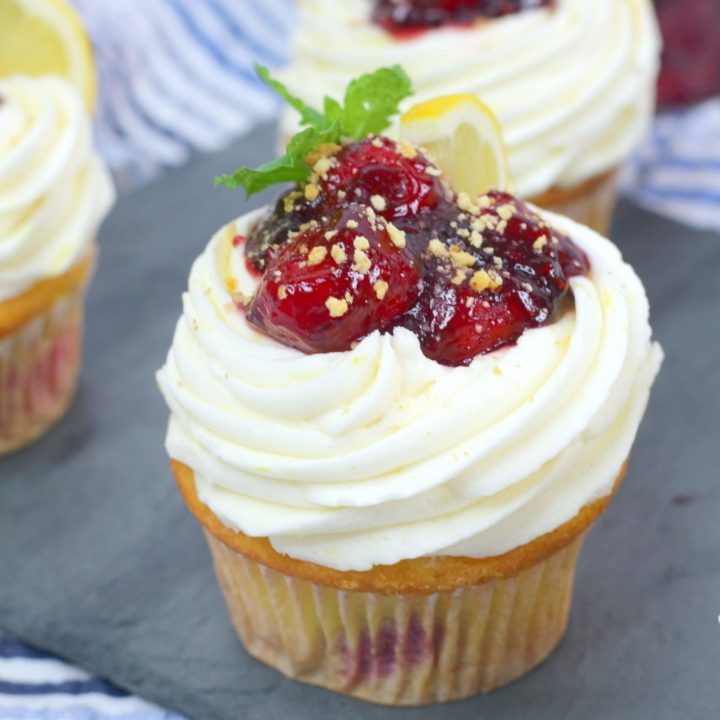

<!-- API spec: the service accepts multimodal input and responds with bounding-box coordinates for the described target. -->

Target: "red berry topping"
[399,192,588,365]
[247,205,422,354]
[654,0,720,107]
[373,0,553,35]
[245,190,324,273]
[319,137,446,221]
[242,142,589,366]
[246,137,448,273]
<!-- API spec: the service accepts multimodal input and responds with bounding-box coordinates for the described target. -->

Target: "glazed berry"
[404,280,529,363]
[373,0,553,34]
[246,139,448,271]
[247,205,422,354]
[318,137,447,221]
[245,189,323,273]
[242,144,589,366]
[399,191,589,365]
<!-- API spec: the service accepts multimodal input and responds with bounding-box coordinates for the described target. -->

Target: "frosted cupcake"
[0,76,114,454]
[158,69,662,704]
[280,0,661,234]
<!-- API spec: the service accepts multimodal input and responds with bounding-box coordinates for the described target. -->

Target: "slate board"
[1,123,719,720]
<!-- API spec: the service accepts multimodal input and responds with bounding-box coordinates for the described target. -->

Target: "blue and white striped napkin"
[621,98,720,233]
[0,638,181,719]
[73,0,294,191]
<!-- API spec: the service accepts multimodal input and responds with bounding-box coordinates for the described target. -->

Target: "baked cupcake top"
[281,0,661,198]
[157,68,662,571]
[0,75,115,301]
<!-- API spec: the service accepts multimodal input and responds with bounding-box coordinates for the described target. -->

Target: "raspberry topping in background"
[654,0,720,107]
[242,138,589,367]
[372,0,554,35]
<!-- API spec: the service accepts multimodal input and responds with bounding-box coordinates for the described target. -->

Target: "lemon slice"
[0,0,96,111]
[400,94,510,196]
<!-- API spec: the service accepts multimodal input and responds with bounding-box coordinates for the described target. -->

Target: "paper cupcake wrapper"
[0,288,85,455]
[538,172,619,237]
[205,529,586,706]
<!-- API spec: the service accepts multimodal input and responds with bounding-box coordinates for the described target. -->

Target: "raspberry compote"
[372,0,554,36]
[242,137,589,367]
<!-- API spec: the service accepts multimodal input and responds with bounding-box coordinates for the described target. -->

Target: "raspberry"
[243,147,589,366]
[247,205,422,354]
[399,192,589,365]
[320,136,446,221]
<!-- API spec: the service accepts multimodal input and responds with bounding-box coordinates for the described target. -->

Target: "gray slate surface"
[1,123,719,720]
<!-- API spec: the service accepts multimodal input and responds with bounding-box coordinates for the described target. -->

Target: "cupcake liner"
[0,286,85,455]
[533,170,619,236]
[204,529,586,705]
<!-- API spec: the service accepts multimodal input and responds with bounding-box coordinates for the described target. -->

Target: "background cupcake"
[158,70,662,705]
[0,75,114,453]
[280,0,661,234]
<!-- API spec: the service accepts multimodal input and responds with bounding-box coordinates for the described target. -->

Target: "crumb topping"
[370,194,387,212]
[387,222,407,248]
[307,246,328,266]
[330,244,347,264]
[374,279,389,300]
[326,296,349,317]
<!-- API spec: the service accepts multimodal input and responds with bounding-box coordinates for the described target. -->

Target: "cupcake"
[0,76,114,454]
[279,0,661,234]
[158,68,662,704]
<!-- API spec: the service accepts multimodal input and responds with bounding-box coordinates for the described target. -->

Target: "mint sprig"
[215,64,413,197]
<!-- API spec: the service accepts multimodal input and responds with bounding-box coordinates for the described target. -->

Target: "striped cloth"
[0,638,181,719]
[72,0,294,191]
[620,98,720,233]
[2,0,719,716]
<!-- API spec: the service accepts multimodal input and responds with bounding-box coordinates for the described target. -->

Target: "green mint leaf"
[214,157,307,195]
[340,65,413,139]
[216,65,414,196]
[255,64,330,131]
[215,124,338,196]
[323,96,343,124]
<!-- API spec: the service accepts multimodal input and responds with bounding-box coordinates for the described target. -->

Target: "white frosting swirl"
[0,75,115,301]
[157,205,662,572]
[281,0,661,198]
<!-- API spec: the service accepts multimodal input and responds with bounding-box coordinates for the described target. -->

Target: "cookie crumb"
[397,139,417,159]
[307,246,328,266]
[330,244,347,264]
[373,280,389,300]
[353,235,370,251]
[428,238,449,258]
[370,195,387,212]
[326,296,349,317]
[353,248,372,274]
[387,222,407,249]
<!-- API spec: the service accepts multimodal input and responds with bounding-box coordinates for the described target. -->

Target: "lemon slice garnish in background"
[0,0,96,111]
[400,94,510,196]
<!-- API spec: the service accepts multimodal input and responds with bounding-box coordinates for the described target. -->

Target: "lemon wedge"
[0,0,96,111]
[400,94,510,196]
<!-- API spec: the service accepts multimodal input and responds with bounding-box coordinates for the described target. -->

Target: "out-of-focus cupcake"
[280,0,661,234]
[158,69,662,705]
[0,75,114,454]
